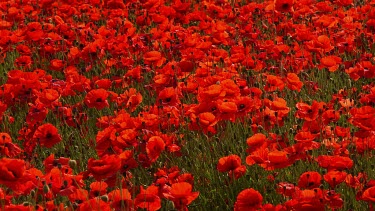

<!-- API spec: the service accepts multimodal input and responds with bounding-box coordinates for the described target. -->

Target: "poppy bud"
[69,159,77,169]
[101,194,109,202]
[43,184,50,194]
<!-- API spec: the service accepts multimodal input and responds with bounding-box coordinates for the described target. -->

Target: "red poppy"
[362,186,375,202]
[119,88,143,112]
[266,150,292,170]
[246,133,267,153]
[217,155,242,173]
[298,171,322,189]
[355,136,375,154]
[270,97,290,117]
[324,170,347,188]
[84,89,109,110]
[289,189,325,211]
[108,189,133,211]
[319,56,342,72]
[0,133,22,157]
[43,154,71,173]
[264,74,285,92]
[16,44,32,55]
[33,123,62,148]
[26,103,48,125]
[163,182,199,210]
[144,51,166,67]
[157,87,180,106]
[286,73,303,92]
[235,96,260,117]
[87,155,121,181]
[277,182,299,197]
[296,101,325,121]
[135,185,161,211]
[234,188,263,211]
[15,55,32,68]
[274,0,294,12]
[178,60,195,72]
[0,158,27,190]
[26,22,45,41]
[37,89,60,106]
[49,59,64,72]
[350,106,375,131]
[89,181,108,198]
[324,190,344,210]
[316,155,354,171]
[146,136,165,163]
[67,188,88,203]
[95,79,112,90]
[189,111,218,134]
[322,109,340,125]
[78,199,110,211]
[217,100,238,121]
[217,154,246,179]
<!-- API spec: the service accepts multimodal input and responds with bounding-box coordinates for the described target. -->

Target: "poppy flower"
[246,133,267,153]
[49,59,64,71]
[87,155,122,181]
[146,136,165,163]
[135,185,161,211]
[67,188,88,202]
[26,103,48,125]
[350,106,375,131]
[0,158,26,190]
[189,111,218,134]
[264,74,285,92]
[108,188,133,211]
[15,56,32,68]
[37,89,60,106]
[144,51,166,67]
[216,100,238,121]
[277,182,299,197]
[324,170,347,188]
[323,190,344,209]
[78,199,110,211]
[290,189,325,211]
[316,155,353,171]
[286,73,303,92]
[157,87,180,106]
[0,133,22,157]
[84,89,109,110]
[270,97,290,117]
[163,182,199,210]
[266,150,292,170]
[26,22,45,41]
[234,188,263,211]
[119,88,143,112]
[178,60,195,72]
[217,155,246,179]
[274,0,294,12]
[33,123,62,148]
[296,101,325,121]
[298,171,322,189]
[322,110,340,125]
[319,56,342,72]
[235,96,260,117]
[89,181,108,198]
[362,186,375,202]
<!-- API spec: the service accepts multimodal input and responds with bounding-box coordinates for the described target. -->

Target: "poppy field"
[2,0,375,210]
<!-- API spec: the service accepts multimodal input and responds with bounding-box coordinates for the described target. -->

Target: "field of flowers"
[1,0,375,210]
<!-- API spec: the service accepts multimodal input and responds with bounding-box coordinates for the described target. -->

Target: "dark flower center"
[282,3,290,9]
